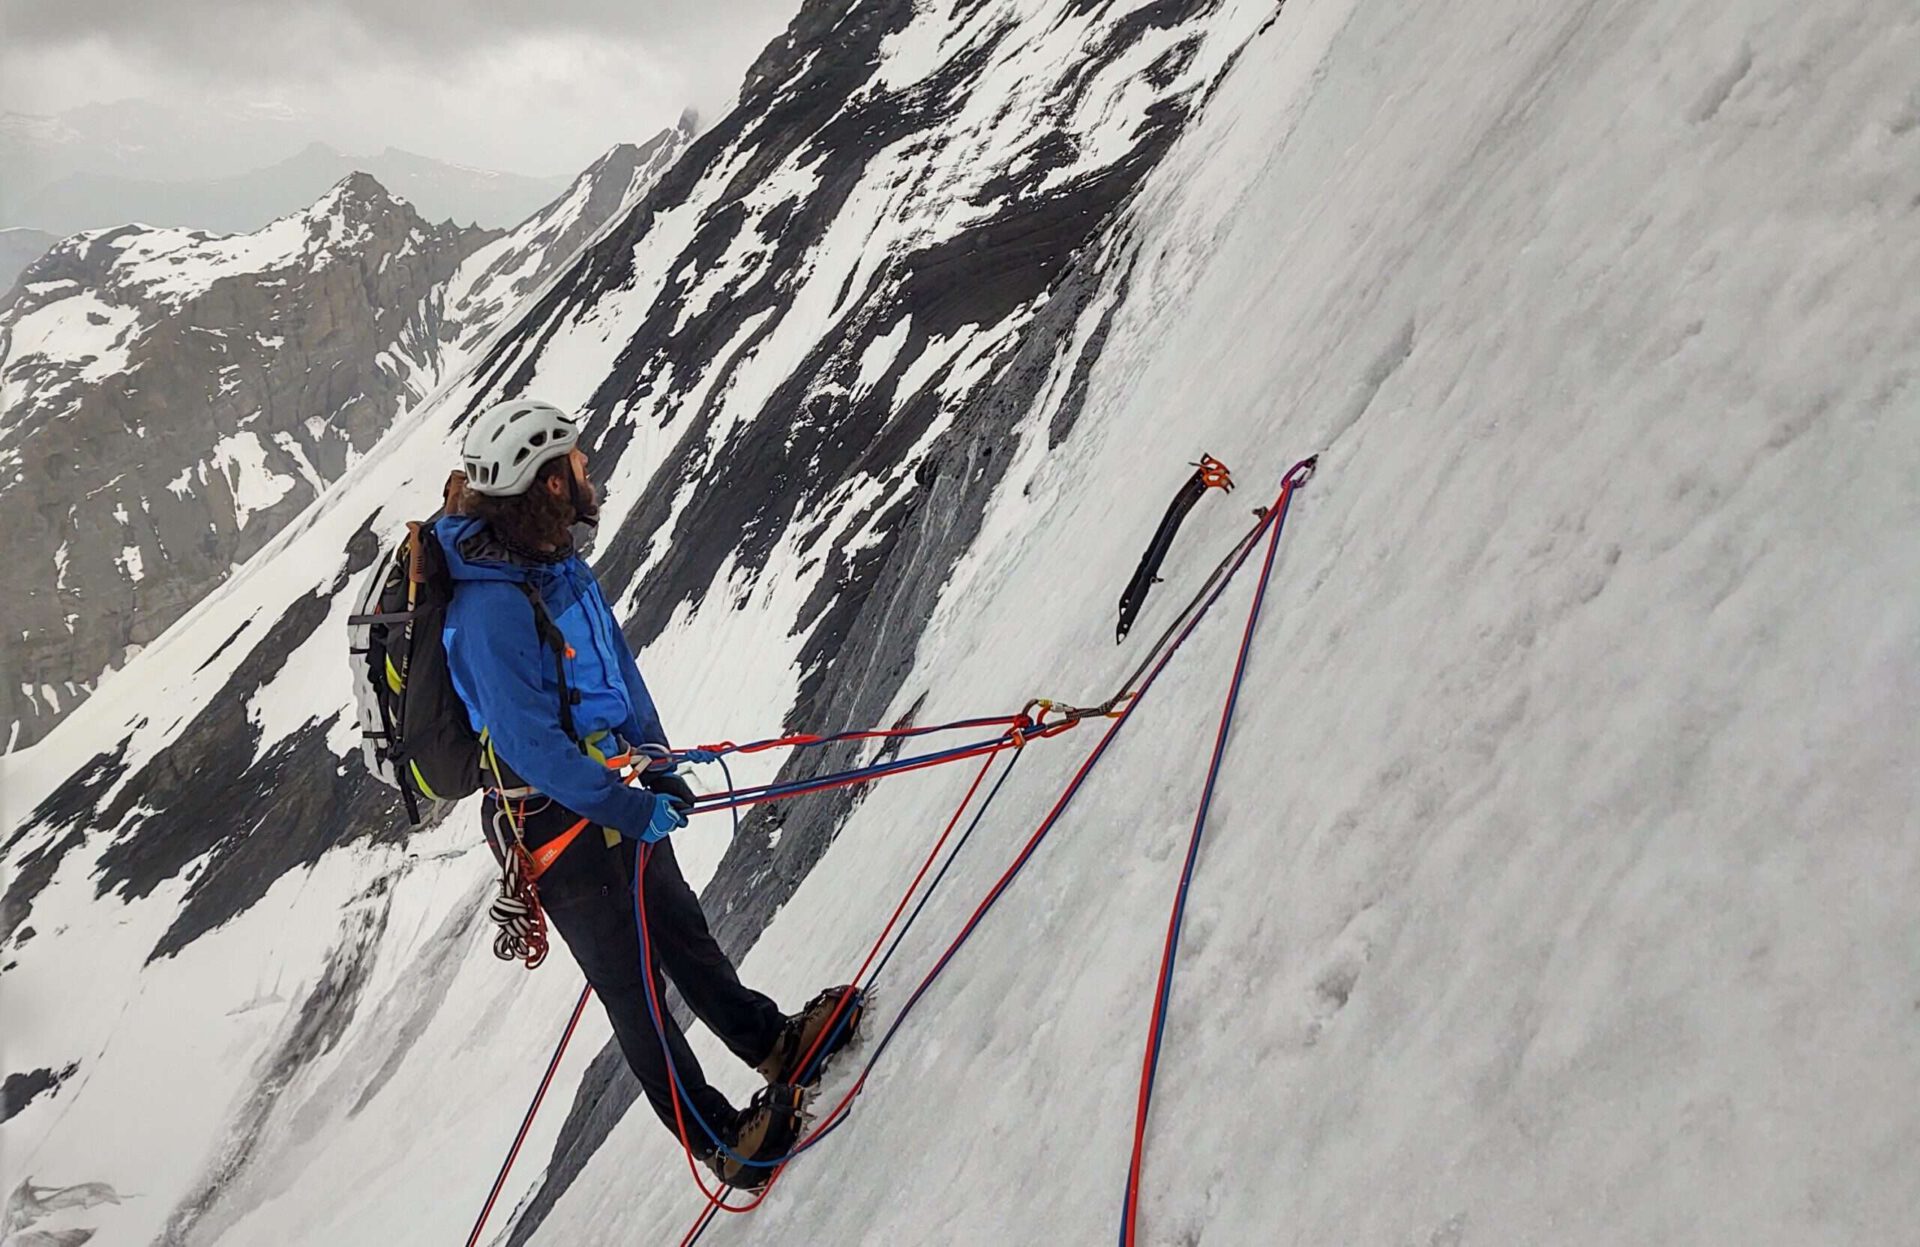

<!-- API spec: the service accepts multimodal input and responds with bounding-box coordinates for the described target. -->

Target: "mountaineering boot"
[755,985,865,1086]
[702,1083,807,1191]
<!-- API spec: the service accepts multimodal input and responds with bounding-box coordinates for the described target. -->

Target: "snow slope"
[523,3,1920,1242]
[5,0,1918,1243]
[395,125,695,392]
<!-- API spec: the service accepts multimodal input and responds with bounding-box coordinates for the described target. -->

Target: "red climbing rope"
[689,714,1031,759]
[1118,455,1315,1246]
[685,716,1077,816]
[463,982,593,1247]
[462,713,1059,1246]
[677,455,1319,1245]
[644,750,1008,1216]
[464,453,1319,1247]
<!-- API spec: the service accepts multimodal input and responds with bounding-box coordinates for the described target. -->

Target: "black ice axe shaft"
[1115,454,1234,642]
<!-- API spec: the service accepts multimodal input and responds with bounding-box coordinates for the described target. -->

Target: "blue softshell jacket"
[436,515,668,836]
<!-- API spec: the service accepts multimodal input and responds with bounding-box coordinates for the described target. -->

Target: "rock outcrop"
[0,175,491,750]
[0,228,55,296]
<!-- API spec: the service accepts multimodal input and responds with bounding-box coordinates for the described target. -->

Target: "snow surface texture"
[4,0,1919,1243]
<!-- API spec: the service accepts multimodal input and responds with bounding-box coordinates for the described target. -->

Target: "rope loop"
[1025,697,1115,728]
[490,844,550,968]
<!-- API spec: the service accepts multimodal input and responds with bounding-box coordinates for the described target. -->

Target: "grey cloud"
[1,0,797,107]
[2,0,747,59]
[0,0,800,175]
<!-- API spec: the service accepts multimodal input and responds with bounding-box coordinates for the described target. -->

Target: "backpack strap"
[392,530,429,824]
[379,689,420,825]
[475,578,586,795]
[517,581,580,744]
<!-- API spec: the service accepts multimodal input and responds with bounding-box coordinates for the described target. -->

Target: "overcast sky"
[0,0,802,176]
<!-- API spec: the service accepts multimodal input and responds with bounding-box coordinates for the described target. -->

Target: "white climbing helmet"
[461,398,580,496]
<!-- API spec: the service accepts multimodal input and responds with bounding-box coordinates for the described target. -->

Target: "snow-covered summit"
[425,120,698,374]
[0,124,686,751]
[21,171,434,314]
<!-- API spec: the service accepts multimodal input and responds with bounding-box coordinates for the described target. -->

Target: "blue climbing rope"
[1117,456,1314,1245]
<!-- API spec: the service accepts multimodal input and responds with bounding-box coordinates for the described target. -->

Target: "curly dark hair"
[464,456,577,554]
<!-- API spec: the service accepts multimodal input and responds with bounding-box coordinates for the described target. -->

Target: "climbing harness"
[1115,453,1237,642]
[480,736,609,969]
[463,453,1320,1247]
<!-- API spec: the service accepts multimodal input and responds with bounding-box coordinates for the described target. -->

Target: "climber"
[436,397,858,1188]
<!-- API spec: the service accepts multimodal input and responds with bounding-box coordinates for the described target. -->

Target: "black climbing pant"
[486,794,787,1138]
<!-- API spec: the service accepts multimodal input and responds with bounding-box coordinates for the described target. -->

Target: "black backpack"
[348,475,574,823]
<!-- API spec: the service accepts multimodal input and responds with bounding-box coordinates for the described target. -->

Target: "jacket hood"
[435,515,536,584]
[435,515,599,584]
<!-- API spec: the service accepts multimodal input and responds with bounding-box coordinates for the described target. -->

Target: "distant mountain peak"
[289,139,344,160]
[315,170,404,216]
[0,129,684,750]
[9,141,571,236]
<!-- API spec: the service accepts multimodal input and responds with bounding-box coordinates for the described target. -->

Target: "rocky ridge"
[0,228,55,296]
[0,127,688,750]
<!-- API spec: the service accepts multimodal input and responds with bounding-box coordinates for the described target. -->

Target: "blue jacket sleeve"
[615,641,668,751]
[596,582,669,750]
[446,585,662,835]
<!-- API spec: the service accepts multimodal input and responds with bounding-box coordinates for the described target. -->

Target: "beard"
[568,473,601,559]
[567,468,601,523]
[569,518,598,560]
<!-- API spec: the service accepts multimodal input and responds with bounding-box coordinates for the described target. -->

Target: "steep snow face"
[392,122,697,390]
[5,0,1918,1244]
[0,0,1279,1238]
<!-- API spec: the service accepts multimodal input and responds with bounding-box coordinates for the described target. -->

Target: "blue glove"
[635,792,690,843]
[678,747,720,764]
